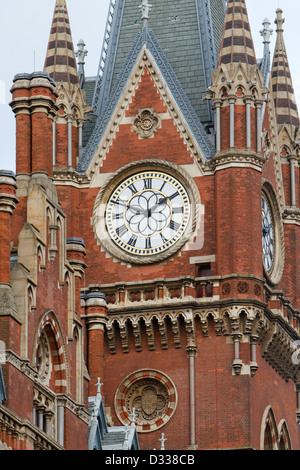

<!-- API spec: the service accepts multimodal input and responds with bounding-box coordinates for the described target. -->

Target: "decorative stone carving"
[237,281,249,294]
[115,370,177,433]
[222,282,231,295]
[131,108,161,139]
[36,331,51,383]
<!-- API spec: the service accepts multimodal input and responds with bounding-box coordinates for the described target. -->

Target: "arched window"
[278,420,292,450]
[261,407,278,450]
[260,407,292,450]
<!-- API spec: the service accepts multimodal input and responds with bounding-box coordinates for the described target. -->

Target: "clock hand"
[148,196,168,216]
[263,224,271,235]
[114,199,145,215]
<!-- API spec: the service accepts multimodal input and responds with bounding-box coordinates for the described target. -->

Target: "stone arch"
[260,406,279,450]
[277,419,292,450]
[33,311,70,394]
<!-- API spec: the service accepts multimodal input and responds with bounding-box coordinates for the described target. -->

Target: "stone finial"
[96,377,104,396]
[76,39,88,65]
[139,0,152,26]
[275,8,285,33]
[159,433,167,450]
[130,407,138,427]
[260,18,273,45]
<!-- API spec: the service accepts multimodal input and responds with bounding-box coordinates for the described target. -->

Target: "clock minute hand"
[114,199,144,215]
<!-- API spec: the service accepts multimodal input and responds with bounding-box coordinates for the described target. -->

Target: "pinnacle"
[271,8,300,131]
[44,0,79,86]
[218,0,257,67]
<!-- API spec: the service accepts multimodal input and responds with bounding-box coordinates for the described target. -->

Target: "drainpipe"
[187,342,197,450]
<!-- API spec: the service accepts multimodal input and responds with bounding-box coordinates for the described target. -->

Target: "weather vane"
[139,0,152,26]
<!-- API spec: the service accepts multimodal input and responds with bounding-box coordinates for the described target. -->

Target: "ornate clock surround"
[262,181,285,285]
[93,159,200,265]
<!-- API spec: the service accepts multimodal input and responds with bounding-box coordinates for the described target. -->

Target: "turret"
[44,0,90,169]
[10,72,58,177]
[271,8,300,207]
[206,0,268,288]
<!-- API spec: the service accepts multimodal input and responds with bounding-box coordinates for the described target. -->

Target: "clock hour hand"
[148,196,168,215]
[262,223,271,236]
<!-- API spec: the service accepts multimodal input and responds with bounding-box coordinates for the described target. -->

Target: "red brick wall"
[102,317,300,450]
[15,114,31,174]
[214,166,262,277]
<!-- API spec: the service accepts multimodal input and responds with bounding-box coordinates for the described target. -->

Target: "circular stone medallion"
[115,369,177,433]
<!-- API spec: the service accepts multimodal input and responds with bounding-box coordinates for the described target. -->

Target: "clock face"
[262,192,275,274]
[105,171,191,258]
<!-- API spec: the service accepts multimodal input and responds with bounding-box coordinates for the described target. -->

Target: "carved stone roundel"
[131,108,161,139]
[115,369,177,433]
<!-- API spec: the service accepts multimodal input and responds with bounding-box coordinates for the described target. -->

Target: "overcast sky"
[1,0,299,172]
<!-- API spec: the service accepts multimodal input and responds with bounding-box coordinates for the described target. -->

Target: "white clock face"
[105,171,191,258]
[262,192,275,274]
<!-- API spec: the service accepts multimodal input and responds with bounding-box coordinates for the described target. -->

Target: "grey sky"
[1,0,299,172]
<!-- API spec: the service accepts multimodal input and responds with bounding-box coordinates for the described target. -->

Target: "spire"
[271,8,300,132]
[218,0,256,66]
[44,0,79,85]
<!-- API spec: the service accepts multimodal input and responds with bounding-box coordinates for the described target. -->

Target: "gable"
[79,28,216,175]
[90,66,200,178]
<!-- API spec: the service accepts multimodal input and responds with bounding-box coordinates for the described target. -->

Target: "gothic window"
[278,421,292,450]
[264,422,274,450]
[261,407,279,450]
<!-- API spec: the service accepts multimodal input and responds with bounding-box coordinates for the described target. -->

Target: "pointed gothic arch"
[33,311,70,394]
[278,420,292,450]
[260,406,279,450]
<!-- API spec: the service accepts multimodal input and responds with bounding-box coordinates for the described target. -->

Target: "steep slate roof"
[78,26,216,172]
[218,0,257,66]
[90,0,225,124]
[271,8,300,131]
[44,0,79,85]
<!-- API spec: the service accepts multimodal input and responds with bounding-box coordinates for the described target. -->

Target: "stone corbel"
[231,317,243,375]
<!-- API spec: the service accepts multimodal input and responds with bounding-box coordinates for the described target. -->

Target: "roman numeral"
[128,235,137,247]
[143,178,152,190]
[116,224,127,237]
[128,183,138,194]
[145,238,152,249]
[160,233,168,244]
[113,212,123,220]
[172,206,183,214]
[169,220,180,232]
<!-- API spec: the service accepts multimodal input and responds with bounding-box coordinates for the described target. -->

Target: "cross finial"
[159,433,167,450]
[75,39,88,65]
[260,18,273,45]
[275,8,285,33]
[139,0,152,26]
[96,377,104,396]
[130,407,138,427]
